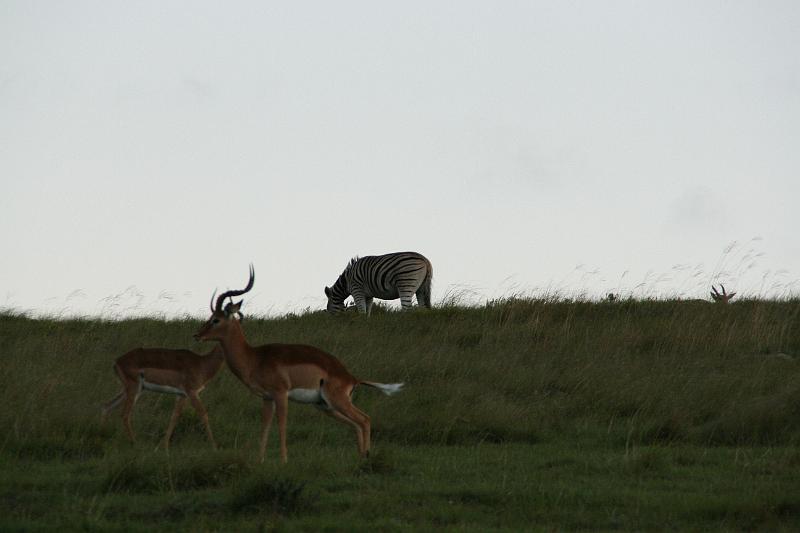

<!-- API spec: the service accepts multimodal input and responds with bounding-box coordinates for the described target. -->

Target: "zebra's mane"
[329,257,359,296]
[345,256,360,271]
[333,257,360,288]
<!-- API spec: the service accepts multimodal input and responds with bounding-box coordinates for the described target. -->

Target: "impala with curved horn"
[194,265,403,462]
[710,284,737,304]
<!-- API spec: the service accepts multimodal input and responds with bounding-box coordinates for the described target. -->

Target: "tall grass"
[1,298,800,530]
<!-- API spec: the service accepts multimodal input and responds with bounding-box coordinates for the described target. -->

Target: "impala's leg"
[121,381,142,442]
[322,385,371,457]
[104,364,128,420]
[259,399,275,463]
[101,391,125,423]
[321,407,365,455]
[187,392,216,450]
[349,402,372,456]
[162,396,187,450]
[274,392,290,463]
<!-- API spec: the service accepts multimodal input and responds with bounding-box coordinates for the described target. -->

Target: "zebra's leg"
[399,291,414,311]
[416,282,432,309]
[351,287,368,314]
[364,296,374,316]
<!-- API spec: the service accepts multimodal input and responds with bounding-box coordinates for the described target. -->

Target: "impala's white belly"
[288,388,322,404]
[259,388,330,409]
[141,380,186,396]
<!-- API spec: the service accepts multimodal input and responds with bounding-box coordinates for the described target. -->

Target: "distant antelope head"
[710,284,736,304]
[194,265,254,342]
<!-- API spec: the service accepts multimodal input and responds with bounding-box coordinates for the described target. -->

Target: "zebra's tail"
[418,262,433,308]
[360,381,404,396]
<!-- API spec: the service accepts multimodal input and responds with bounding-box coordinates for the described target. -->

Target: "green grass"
[1,298,800,530]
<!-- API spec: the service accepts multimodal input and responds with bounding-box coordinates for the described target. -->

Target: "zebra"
[324,251,433,315]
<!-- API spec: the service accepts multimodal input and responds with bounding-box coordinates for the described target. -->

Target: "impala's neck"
[204,346,226,373]
[216,321,256,380]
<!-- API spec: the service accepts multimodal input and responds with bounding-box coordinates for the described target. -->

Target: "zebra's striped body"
[325,252,433,315]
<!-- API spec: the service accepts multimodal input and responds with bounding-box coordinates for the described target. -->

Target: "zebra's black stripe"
[324,251,433,315]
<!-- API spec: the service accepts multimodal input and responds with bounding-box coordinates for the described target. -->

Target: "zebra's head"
[324,285,347,314]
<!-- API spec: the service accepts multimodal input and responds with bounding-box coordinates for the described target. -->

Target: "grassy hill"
[2,298,800,530]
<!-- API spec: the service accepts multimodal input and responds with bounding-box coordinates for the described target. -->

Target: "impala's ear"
[225,300,243,317]
[324,286,331,297]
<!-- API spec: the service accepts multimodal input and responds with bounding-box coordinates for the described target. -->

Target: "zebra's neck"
[330,273,350,301]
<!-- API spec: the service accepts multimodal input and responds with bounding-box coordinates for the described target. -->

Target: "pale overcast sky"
[2,1,798,317]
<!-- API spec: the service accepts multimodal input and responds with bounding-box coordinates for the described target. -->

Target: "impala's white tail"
[361,381,404,396]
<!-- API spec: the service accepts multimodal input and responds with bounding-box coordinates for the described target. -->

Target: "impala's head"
[195,265,255,341]
[710,284,736,304]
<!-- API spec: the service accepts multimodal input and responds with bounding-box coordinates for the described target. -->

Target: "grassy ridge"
[1,299,800,530]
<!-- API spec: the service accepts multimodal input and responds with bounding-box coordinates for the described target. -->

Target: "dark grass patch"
[692,497,800,530]
[170,453,251,491]
[441,489,504,507]
[455,332,483,349]
[121,493,230,523]
[378,420,539,447]
[103,458,163,493]
[635,416,689,445]
[621,446,670,475]
[0,489,56,518]
[229,475,314,516]
[7,424,111,461]
[689,396,800,446]
[102,452,250,493]
[354,449,396,475]
[537,457,580,470]
[441,426,539,446]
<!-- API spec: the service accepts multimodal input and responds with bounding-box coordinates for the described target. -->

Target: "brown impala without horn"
[101,344,226,450]
[194,265,403,463]
[101,299,245,449]
[710,284,737,304]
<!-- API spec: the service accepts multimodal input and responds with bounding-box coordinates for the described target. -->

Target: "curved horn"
[215,264,255,311]
[209,289,218,313]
